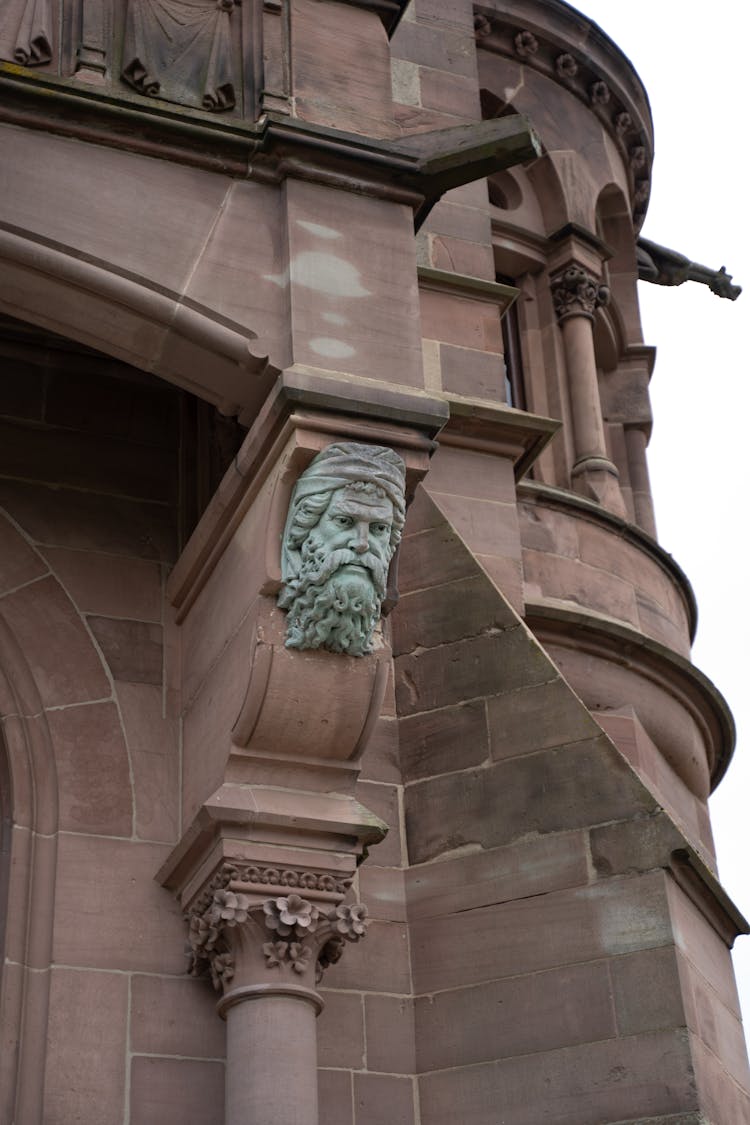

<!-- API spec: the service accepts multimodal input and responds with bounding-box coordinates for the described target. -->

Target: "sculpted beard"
[279,529,389,656]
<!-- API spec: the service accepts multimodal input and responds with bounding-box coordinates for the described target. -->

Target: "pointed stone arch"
[0,606,59,1125]
[0,509,117,1124]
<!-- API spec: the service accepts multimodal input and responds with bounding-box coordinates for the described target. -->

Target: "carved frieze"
[121,0,237,111]
[277,442,407,657]
[550,265,610,322]
[0,0,53,66]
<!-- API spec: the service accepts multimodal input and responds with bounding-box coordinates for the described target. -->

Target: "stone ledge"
[519,480,698,642]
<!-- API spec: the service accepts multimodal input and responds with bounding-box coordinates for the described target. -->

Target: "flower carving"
[614,111,632,135]
[263,940,290,968]
[555,53,578,78]
[329,903,369,941]
[210,951,235,991]
[263,894,319,938]
[514,30,538,57]
[629,144,647,170]
[289,943,313,974]
[589,80,610,105]
[189,911,220,954]
[211,889,251,926]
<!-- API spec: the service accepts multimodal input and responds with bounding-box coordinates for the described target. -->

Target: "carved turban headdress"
[281,442,407,581]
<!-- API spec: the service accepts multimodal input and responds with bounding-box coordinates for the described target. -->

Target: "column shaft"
[560,313,611,468]
[225,994,319,1125]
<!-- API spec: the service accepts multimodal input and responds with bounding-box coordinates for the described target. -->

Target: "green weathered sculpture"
[278,442,406,656]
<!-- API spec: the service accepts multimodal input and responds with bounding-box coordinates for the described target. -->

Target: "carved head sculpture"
[278,443,407,656]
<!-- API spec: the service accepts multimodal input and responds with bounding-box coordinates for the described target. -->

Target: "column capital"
[550,264,610,322]
[185,861,369,1015]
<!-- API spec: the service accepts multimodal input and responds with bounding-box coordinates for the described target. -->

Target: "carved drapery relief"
[277,442,406,657]
[0,0,53,66]
[550,265,610,322]
[122,0,237,111]
[186,863,367,995]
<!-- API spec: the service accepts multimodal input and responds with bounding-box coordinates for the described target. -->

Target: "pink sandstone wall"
[0,0,748,1121]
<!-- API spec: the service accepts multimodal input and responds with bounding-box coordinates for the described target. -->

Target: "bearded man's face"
[279,485,395,656]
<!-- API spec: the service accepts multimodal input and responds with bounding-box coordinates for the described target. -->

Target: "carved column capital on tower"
[550,264,610,322]
[185,861,368,1015]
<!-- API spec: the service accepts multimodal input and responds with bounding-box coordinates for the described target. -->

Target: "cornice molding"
[525,599,735,792]
[474,0,653,229]
[0,66,539,228]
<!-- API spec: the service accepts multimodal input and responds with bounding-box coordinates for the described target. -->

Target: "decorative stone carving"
[187,866,369,993]
[589,80,610,105]
[0,0,53,65]
[514,30,538,57]
[121,0,237,111]
[555,52,578,78]
[474,13,492,38]
[277,442,406,657]
[633,179,650,206]
[637,237,742,301]
[614,110,632,135]
[630,144,647,170]
[550,265,609,322]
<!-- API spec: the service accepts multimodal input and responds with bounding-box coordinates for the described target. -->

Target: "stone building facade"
[0,0,747,1123]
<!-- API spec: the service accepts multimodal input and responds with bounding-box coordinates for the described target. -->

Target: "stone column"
[187,863,369,1125]
[550,264,626,516]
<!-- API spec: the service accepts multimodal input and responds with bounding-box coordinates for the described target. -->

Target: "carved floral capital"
[550,265,610,322]
[185,864,368,996]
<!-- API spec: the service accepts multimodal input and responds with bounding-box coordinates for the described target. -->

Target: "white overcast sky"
[575,1,750,1027]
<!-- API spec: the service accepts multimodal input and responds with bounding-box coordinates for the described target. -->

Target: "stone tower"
[0,0,747,1122]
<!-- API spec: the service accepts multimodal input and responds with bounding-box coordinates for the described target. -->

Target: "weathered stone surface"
[88,615,163,685]
[129,1057,224,1125]
[318,990,366,1069]
[396,626,552,717]
[394,574,515,655]
[354,1073,415,1125]
[53,835,186,973]
[44,969,128,1125]
[411,872,672,994]
[1,575,110,706]
[130,975,225,1059]
[487,675,597,759]
[406,737,656,864]
[416,959,616,1070]
[399,698,488,781]
[43,547,162,622]
[405,830,589,920]
[418,1029,697,1125]
[46,701,132,836]
[318,1069,354,1125]
[365,994,416,1074]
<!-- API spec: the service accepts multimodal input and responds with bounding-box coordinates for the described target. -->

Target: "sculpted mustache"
[299,547,387,590]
